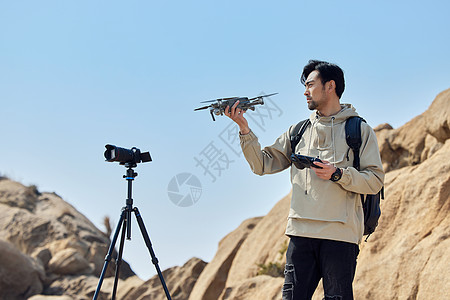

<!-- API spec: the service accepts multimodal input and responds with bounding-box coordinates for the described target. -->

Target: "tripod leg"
[111,215,128,300]
[133,207,172,300]
[93,209,126,300]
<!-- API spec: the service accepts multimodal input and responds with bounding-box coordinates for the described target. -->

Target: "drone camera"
[253,98,264,105]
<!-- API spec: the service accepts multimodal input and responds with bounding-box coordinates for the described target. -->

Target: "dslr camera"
[104,144,152,165]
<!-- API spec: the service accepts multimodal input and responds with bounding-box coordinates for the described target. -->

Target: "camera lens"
[104,144,135,162]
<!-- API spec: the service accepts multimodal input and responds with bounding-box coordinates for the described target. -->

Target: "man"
[224,60,384,300]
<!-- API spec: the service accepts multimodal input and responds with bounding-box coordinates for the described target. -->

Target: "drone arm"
[239,102,257,111]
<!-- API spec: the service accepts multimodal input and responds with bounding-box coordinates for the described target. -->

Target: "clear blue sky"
[1,0,449,280]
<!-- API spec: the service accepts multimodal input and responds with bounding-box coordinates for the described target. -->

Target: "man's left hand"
[312,160,336,180]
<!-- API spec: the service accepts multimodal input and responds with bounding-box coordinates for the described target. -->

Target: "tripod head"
[123,164,138,180]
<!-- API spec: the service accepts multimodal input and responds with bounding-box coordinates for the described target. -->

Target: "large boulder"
[225,194,290,286]
[28,296,73,300]
[423,89,450,143]
[0,179,135,299]
[350,139,450,299]
[188,217,262,300]
[218,275,283,300]
[0,180,111,274]
[375,88,449,172]
[0,239,44,299]
[187,194,290,300]
[48,248,92,275]
[44,274,143,300]
[124,257,207,300]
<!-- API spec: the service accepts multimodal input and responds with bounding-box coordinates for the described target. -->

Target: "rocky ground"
[0,89,448,300]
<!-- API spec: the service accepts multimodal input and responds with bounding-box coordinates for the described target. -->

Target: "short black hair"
[300,60,345,99]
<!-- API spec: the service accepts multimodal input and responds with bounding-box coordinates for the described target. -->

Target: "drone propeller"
[194,105,211,111]
[200,97,239,103]
[248,93,278,101]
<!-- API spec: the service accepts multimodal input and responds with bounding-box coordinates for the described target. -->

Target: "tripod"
[93,163,172,300]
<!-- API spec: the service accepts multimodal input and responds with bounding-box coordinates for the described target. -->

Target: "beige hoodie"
[239,104,384,244]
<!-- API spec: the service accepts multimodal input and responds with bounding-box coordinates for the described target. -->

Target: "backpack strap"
[290,119,311,154]
[345,116,367,207]
[345,116,365,171]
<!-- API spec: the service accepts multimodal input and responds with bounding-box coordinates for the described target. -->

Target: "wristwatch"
[330,167,342,182]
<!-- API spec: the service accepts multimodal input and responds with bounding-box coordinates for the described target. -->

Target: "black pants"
[282,236,359,300]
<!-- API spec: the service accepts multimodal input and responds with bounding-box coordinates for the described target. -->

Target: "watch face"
[331,168,341,181]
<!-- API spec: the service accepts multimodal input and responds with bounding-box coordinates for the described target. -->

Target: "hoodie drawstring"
[331,116,336,166]
[304,116,336,195]
[305,117,317,195]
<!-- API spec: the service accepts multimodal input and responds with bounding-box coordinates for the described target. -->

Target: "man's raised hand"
[224,100,251,135]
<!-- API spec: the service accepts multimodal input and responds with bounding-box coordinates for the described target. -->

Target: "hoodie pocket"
[289,179,349,223]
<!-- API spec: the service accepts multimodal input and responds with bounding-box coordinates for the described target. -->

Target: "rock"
[28,296,73,300]
[375,88,449,172]
[43,274,143,300]
[0,180,39,212]
[0,188,105,270]
[0,239,44,299]
[188,218,262,300]
[124,257,207,300]
[350,139,450,299]
[0,179,136,300]
[225,194,290,287]
[218,275,284,300]
[373,123,393,132]
[48,248,92,275]
[377,114,429,171]
[188,194,289,300]
[423,89,450,143]
[31,247,52,269]
[114,275,145,300]
[44,275,101,300]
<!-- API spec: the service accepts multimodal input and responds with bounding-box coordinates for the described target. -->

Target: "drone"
[194,93,278,121]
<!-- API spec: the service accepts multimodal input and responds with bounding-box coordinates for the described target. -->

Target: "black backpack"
[290,116,384,241]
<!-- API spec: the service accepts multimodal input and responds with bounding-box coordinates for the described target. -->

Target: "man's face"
[304,70,326,111]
